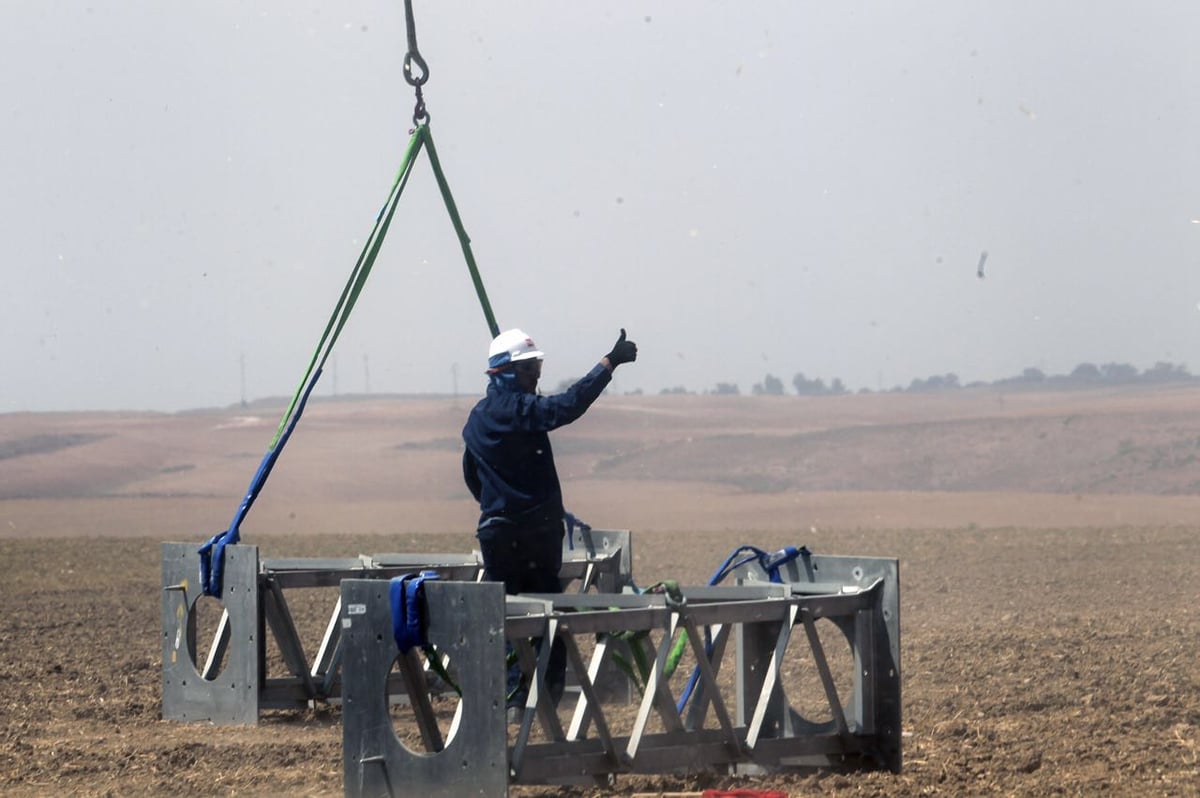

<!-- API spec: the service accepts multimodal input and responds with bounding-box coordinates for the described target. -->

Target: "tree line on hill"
[644,360,1195,396]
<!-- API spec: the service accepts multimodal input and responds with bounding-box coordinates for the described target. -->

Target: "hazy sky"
[5,1,1200,412]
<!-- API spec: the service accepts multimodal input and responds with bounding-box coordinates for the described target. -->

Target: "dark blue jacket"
[462,363,611,526]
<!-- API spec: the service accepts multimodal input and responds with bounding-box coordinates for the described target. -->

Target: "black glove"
[606,328,638,367]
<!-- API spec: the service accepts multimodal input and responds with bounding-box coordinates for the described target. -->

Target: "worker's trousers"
[476,514,567,708]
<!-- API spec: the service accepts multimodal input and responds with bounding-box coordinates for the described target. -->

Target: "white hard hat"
[488,328,544,367]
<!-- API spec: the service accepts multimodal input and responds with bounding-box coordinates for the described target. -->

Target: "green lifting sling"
[198,121,500,596]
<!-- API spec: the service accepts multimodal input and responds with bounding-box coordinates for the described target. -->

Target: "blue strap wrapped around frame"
[390,570,441,653]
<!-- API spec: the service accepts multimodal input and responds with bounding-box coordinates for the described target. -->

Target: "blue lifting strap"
[390,570,441,653]
[762,545,803,582]
[197,371,321,596]
[674,543,808,713]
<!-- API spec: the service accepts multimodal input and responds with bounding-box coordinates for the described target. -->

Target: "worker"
[462,327,638,715]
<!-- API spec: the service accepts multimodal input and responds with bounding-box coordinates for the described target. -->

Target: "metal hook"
[411,84,429,126]
[402,0,430,124]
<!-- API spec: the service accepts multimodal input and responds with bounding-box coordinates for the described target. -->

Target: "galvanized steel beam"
[340,552,901,796]
[161,529,632,725]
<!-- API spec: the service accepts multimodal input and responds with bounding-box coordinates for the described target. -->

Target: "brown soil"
[1,386,1199,796]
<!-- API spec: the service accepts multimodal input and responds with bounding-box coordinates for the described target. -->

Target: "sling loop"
[199,122,499,596]
[390,571,462,695]
[391,571,439,652]
[606,579,685,694]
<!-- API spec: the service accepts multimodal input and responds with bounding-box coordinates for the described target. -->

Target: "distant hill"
[4,384,1200,502]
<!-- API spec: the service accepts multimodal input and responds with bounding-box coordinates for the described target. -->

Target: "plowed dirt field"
[2,387,1198,796]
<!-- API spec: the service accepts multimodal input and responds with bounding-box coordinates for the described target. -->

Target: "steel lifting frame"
[340,552,900,798]
[160,528,632,725]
